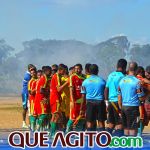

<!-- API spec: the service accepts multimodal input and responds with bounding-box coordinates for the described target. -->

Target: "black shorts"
[122,106,139,129]
[107,102,122,125]
[86,100,106,122]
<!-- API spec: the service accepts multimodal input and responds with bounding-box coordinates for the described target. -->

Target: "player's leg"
[97,101,106,132]
[128,106,139,136]
[22,94,29,128]
[106,102,115,134]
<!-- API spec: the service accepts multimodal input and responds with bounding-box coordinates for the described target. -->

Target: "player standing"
[105,59,127,136]
[66,64,86,132]
[21,64,36,128]
[118,62,145,136]
[81,64,106,132]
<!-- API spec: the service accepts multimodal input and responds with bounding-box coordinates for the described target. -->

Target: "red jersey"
[35,74,50,115]
[137,75,149,90]
[28,78,37,115]
[69,73,86,101]
[28,78,37,101]
[50,73,61,105]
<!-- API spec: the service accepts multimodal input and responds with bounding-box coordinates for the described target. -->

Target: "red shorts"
[50,102,61,114]
[34,93,50,115]
[144,103,150,126]
[50,92,61,114]
[70,103,86,120]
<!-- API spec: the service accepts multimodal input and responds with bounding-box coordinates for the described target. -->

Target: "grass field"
[0,96,150,132]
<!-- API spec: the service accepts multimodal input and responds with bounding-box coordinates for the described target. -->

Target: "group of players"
[21,59,150,138]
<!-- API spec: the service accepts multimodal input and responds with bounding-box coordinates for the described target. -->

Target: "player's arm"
[105,78,109,107]
[80,85,86,114]
[30,81,36,95]
[104,87,109,108]
[57,79,69,93]
[40,76,47,94]
[69,76,75,109]
[118,86,122,109]
[137,83,145,101]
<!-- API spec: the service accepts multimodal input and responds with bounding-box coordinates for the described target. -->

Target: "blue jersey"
[118,75,144,106]
[81,75,106,101]
[22,71,31,94]
[106,71,125,102]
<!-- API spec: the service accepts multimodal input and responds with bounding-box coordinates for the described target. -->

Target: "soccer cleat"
[22,123,29,129]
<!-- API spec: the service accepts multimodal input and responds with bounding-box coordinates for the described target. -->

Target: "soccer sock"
[106,127,114,135]
[23,121,26,124]
[50,122,56,136]
[66,119,73,133]
[113,129,124,137]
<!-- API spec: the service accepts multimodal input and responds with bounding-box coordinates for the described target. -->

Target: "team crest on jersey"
[123,79,132,83]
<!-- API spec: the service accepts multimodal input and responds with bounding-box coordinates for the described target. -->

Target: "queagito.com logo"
[8,131,143,149]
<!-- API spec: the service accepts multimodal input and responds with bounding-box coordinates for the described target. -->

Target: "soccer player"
[69,66,75,76]
[51,64,58,75]
[81,64,106,132]
[60,65,70,120]
[105,59,127,136]
[66,64,86,132]
[118,62,145,136]
[28,68,37,131]
[21,64,36,128]
[85,63,91,78]
[50,64,68,137]
[143,66,150,126]
[34,66,52,131]
[37,70,42,79]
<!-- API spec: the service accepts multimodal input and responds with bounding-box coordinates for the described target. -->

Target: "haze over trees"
[0,36,150,94]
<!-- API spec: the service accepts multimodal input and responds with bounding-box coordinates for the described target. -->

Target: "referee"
[81,64,106,132]
[118,62,145,136]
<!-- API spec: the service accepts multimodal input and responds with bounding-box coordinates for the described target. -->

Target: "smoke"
[0,36,150,94]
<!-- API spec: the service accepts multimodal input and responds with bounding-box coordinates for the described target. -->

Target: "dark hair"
[89,64,99,75]
[117,59,127,70]
[42,66,46,71]
[85,63,91,73]
[46,66,52,70]
[136,66,145,77]
[58,64,66,70]
[28,64,36,71]
[75,64,83,70]
[43,66,52,73]
[69,66,74,71]
[128,62,138,72]
[37,70,42,74]
[146,66,150,73]
[52,64,58,70]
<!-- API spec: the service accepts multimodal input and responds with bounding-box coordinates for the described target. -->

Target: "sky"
[0,0,150,52]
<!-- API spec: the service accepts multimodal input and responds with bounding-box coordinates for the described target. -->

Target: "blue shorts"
[22,93,28,109]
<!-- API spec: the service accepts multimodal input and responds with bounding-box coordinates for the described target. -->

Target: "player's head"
[28,64,36,72]
[43,66,52,76]
[30,68,37,78]
[136,66,145,77]
[89,64,99,75]
[117,59,127,73]
[85,63,91,75]
[145,66,150,80]
[52,64,58,75]
[58,64,66,75]
[42,66,46,73]
[69,66,75,75]
[74,64,83,75]
[64,65,69,75]
[128,62,138,74]
[37,70,42,79]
